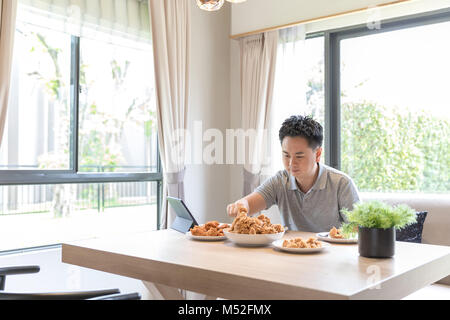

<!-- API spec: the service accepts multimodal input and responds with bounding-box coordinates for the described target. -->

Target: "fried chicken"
[229,210,284,235]
[282,237,322,249]
[190,221,230,236]
[329,226,344,239]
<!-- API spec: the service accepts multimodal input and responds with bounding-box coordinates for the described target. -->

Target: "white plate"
[186,232,227,241]
[316,232,358,244]
[272,239,330,253]
[223,229,285,246]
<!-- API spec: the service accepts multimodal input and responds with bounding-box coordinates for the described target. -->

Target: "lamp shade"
[196,0,224,11]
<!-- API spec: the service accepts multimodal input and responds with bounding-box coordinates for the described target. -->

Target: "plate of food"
[316,226,358,244]
[187,221,230,241]
[272,237,330,253]
[223,208,285,246]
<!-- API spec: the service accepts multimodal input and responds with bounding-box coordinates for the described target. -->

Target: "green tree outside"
[341,102,449,193]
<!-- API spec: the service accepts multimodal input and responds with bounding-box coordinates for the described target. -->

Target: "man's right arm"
[227,173,280,217]
[227,192,267,217]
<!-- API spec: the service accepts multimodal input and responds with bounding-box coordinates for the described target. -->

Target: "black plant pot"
[358,226,395,258]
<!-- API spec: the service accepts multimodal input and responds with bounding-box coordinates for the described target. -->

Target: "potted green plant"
[341,201,417,258]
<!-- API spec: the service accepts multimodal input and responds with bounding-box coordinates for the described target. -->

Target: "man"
[227,115,360,232]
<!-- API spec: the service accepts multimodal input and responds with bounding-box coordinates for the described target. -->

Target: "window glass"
[0,22,71,170]
[340,21,450,192]
[78,38,157,173]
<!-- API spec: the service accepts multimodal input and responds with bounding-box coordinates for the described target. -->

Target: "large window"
[0,0,161,251]
[273,9,450,194]
[339,19,450,193]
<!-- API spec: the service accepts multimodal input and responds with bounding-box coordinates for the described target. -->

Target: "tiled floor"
[0,245,448,300]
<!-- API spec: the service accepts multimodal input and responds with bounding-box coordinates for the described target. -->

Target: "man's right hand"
[226,200,249,217]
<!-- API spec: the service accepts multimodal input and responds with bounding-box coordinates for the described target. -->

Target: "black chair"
[0,265,141,300]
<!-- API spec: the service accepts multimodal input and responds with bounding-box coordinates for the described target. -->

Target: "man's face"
[281,136,322,179]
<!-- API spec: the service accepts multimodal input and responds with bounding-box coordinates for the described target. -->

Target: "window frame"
[1,33,163,228]
[323,7,450,171]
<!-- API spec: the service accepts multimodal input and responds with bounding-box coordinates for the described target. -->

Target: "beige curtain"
[268,25,306,176]
[0,0,18,148]
[148,0,190,229]
[240,31,278,196]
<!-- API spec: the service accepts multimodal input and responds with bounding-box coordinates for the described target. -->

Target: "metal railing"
[0,165,158,216]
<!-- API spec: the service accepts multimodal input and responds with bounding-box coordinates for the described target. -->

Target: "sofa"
[361,192,450,287]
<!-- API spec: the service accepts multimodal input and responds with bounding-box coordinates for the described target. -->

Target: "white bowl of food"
[223,228,285,246]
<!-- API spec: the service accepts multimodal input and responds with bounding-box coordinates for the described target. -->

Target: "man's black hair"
[278,115,323,149]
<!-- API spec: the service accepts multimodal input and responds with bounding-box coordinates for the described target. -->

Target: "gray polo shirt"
[255,163,360,232]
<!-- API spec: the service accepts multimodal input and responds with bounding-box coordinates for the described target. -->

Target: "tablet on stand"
[167,196,199,233]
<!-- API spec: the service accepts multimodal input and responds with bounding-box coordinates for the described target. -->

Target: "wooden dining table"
[61,229,450,300]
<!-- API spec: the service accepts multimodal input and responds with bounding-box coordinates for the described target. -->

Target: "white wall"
[228,37,241,205]
[184,1,232,224]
